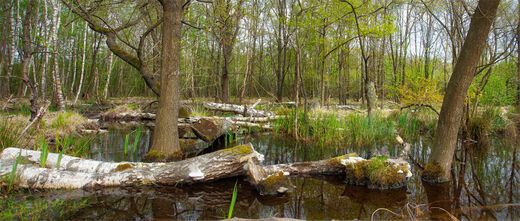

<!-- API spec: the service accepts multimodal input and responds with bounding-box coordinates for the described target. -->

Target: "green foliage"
[477,62,517,106]
[394,77,443,108]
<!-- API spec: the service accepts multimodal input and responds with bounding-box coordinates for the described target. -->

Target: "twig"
[1,95,13,112]
[21,102,49,135]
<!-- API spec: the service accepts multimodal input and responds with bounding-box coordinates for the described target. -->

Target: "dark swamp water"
[39,126,519,220]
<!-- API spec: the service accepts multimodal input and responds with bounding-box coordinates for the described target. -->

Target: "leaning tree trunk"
[49,0,65,112]
[424,0,500,183]
[151,0,182,157]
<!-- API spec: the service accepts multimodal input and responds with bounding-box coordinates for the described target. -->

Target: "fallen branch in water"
[0,144,412,194]
[203,102,275,117]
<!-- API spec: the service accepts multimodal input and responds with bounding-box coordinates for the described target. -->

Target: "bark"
[150,0,182,157]
[426,0,500,183]
[0,144,412,192]
[4,0,17,97]
[517,6,520,105]
[50,0,65,112]
[40,0,49,98]
[73,22,88,105]
[203,102,275,117]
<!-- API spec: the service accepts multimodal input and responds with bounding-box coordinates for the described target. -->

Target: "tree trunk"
[203,101,275,117]
[73,22,88,105]
[49,0,65,112]
[5,0,17,97]
[103,52,114,100]
[151,0,182,157]
[517,4,520,105]
[40,0,49,98]
[424,0,500,183]
[21,0,39,120]
[0,145,411,192]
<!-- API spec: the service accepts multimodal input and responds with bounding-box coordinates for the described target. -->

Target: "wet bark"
[426,0,500,182]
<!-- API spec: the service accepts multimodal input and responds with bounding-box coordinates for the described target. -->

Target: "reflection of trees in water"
[60,134,518,219]
[421,137,519,220]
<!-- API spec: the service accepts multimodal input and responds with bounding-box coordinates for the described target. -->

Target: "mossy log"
[0,145,412,193]
[203,102,275,117]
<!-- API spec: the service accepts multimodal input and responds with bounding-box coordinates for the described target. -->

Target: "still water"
[54,127,519,220]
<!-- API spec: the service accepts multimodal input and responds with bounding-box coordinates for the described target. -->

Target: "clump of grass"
[48,111,87,137]
[468,107,516,142]
[190,105,209,117]
[0,117,24,151]
[36,136,49,168]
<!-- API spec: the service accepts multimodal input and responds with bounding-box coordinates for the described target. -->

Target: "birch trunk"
[49,0,65,112]
[0,145,411,192]
[5,0,17,96]
[73,22,88,105]
[103,52,113,100]
[40,0,49,98]
[203,102,275,117]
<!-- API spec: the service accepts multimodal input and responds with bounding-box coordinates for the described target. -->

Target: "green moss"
[114,163,133,172]
[345,158,408,189]
[421,161,444,182]
[259,171,291,195]
[262,171,285,187]
[178,106,191,118]
[222,145,253,156]
[327,153,358,167]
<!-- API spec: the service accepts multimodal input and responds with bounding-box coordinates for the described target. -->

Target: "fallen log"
[0,145,412,193]
[203,102,275,117]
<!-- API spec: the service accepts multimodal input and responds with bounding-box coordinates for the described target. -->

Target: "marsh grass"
[469,107,518,142]
[7,151,22,192]
[37,137,49,168]
[274,110,432,147]
[0,117,24,151]
[227,180,238,219]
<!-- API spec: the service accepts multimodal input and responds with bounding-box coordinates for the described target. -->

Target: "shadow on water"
[64,127,519,220]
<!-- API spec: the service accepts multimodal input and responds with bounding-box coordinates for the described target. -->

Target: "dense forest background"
[0,0,518,108]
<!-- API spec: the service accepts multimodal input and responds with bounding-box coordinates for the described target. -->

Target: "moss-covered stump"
[343,156,411,189]
[421,161,445,183]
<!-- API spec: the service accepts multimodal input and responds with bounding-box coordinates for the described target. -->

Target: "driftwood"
[0,144,412,193]
[203,102,275,117]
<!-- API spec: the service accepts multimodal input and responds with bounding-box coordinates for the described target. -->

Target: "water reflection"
[76,130,520,220]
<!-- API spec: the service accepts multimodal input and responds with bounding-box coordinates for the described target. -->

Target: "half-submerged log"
[203,102,275,117]
[0,145,412,192]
